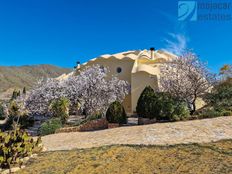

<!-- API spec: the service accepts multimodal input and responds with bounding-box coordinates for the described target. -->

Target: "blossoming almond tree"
[74,65,130,116]
[160,51,215,114]
[25,65,130,117]
[25,78,66,115]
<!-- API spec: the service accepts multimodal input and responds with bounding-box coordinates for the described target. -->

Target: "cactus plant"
[0,128,42,169]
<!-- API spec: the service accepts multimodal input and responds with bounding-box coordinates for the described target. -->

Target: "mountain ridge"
[0,64,72,100]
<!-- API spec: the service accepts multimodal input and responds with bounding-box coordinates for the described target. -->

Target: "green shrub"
[156,93,189,121]
[39,118,62,136]
[205,79,232,112]
[70,114,102,127]
[19,115,34,128]
[88,113,102,121]
[106,101,127,124]
[0,128,42,169]
[136,86,190,121]
[5,115,34,130]
[197,109,222,119]
[136,86,158,119]
[0,103,5,120]
[169,103,190,121]
[221,110,232,116]
[50,97,70,124]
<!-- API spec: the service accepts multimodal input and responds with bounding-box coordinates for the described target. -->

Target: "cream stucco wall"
[131,71,159,113]
[77,57,134,81]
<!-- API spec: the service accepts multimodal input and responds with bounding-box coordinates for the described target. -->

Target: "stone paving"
[42,116,232,151]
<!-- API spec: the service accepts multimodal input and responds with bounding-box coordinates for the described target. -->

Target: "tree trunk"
[190,102,196,115]
[190,93,197,115]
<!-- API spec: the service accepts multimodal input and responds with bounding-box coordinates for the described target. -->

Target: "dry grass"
[18,140,232,174]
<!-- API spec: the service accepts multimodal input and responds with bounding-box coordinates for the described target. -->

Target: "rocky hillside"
[0,64,71,100]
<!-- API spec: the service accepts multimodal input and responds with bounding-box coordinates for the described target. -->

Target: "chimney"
[150,47,155,60]
[76,61,81,69]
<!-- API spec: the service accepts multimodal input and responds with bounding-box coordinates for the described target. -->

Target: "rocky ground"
[42,116,232,151]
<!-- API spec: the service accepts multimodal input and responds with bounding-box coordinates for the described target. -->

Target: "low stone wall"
[108,123,119,128]
[56,126,80,133]
[138,117,156,125]
[56,118,108,133]
[79,118,108,131]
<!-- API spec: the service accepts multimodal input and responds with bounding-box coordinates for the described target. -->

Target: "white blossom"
[160,51,215,114]
[25,78,67,115]
[25,65,130,116]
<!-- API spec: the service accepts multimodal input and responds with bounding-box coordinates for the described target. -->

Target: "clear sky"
[0,0,231,72]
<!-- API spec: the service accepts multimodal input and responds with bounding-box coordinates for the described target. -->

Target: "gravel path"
[42,116,232,151]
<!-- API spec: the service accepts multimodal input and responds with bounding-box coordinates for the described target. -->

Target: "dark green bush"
[136,86,158,119]
[76,114,103,126]
[205,79,232,112]
[221,110,232,116]
[39,118,62,136]
[168,103,190,121]
[0,103,5,120]
[197,109,222,119]
[155,92,175,120]
[106,101,127,124]
[5,115,34,130]
[0,128,42,169]
[155,92,189,121]
[136,86,189,121]
[199,79,232,118]
[87,113,102,121]
[69,113,102,127]
[50,97,70,124]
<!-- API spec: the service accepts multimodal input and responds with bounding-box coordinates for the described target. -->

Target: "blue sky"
[0,0,231,72]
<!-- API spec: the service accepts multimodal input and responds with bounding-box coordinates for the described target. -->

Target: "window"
[116,67,122,73]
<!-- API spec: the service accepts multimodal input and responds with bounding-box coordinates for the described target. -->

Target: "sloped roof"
[57,49,177,79]
[56,71,74,80]
[81,49,176,66]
